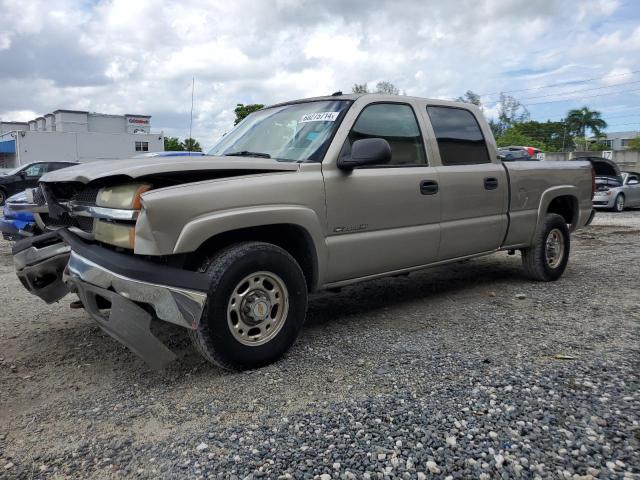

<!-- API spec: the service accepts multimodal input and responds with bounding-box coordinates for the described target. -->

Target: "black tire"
[613,194,625,212]
[521,213,570,282]
[189,241,308,370]
[0,188,6,207]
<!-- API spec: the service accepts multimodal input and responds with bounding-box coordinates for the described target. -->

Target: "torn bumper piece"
[13,231,71,303]
[15,229,210,369]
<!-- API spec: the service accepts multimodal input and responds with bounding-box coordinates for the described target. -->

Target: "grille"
[32,187,46,205]
[76,217,95,232]
[71,187,99,205]
[40,213,75,228]
[41,212,94,233]
[39,185,99,234]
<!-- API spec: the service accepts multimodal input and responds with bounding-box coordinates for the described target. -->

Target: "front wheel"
[0,189,6,206]
[613,194,625,212]
[521,213,570,282]
[189,242,308,370]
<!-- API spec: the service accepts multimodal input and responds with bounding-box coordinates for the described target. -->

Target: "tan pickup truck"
[11,93,595,370]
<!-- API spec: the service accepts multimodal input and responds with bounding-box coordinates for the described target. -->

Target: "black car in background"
[0,162,78,205]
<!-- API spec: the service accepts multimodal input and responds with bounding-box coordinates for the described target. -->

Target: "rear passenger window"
[48,163,70,172]
[427,106,490,166]
[348,103,427,166]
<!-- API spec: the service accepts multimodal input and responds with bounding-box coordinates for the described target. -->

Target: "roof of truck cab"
[268,93,472,109]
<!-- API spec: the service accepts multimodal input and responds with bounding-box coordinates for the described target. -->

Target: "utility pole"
[188,77,195,153]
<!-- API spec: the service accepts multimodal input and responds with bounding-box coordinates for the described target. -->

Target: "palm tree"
[565,107,607,137]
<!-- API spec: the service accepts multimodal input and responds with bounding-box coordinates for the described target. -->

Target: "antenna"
[188,76,195,153]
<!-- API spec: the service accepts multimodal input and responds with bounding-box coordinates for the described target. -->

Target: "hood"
[39,155,300,184]
[576,157,621,179]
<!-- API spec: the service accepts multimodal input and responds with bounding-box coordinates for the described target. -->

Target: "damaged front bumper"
[13,230,210,369]
[13,231,71,303]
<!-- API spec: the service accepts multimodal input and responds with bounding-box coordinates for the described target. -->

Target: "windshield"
[3,165,25,175]
[208,100,351,162]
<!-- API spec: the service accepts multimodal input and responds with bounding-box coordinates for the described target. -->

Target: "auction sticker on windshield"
[300,112,340,123]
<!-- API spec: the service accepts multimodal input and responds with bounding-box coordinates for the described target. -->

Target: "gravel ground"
[0,211,638,479]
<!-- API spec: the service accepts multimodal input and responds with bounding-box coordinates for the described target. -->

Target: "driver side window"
[348,103,427,166]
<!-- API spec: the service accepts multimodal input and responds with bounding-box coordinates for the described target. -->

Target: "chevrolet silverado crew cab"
[10,94,595,370]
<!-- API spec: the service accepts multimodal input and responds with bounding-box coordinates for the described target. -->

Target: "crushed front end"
[11,181,210,369]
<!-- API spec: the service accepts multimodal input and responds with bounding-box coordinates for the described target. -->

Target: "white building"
[590,130,639,151]
[0,110,164,168]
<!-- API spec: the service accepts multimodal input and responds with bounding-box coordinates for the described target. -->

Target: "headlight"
[94,183,150,249]
[96,183,150,209]
[94,220,136,249]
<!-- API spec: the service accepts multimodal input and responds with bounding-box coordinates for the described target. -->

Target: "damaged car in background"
[579,156,640,212]
[1,191,41,240]
[9,93,595,371]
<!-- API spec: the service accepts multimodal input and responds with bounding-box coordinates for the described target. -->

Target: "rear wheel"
[0,188,6,206]
[613,194,625,212]
[189,242,308,370]
[521,213,570,282]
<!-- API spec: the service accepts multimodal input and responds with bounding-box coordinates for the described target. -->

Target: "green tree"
[181,137,202,152]
[234,103,264,125]
[496,127,547,151]
[164,136,184,151]
[628,136,640,151]
[375,81,400,95]
[352,83,369,93]
[352,81,401,95]
[565,107,607,137]
[512,121,571,151]
[497,93,530,128]
[485,93,530,138]
[456,90,482,106]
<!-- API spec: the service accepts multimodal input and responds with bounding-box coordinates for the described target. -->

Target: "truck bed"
[502,160,594,248]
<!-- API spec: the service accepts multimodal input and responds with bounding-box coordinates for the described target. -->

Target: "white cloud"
[0,0,636,148]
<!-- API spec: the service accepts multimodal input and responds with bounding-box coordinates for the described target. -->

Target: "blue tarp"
[0,139,16,153]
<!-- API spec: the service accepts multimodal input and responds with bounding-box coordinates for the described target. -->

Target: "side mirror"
[19,171,27,178]
[628,179,639,185]
[338,138,391,170]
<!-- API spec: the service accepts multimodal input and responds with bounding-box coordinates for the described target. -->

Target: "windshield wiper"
[224,151,271,158]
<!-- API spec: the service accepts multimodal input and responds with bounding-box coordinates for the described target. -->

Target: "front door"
[322,101,441,284]
[425,105,508,260]
[625,173,640,206]
[23,163,48,189]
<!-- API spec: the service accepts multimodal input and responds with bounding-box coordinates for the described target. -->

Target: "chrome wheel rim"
[227,271,289,346]
[616,196,624,211]
[545,228,565,269]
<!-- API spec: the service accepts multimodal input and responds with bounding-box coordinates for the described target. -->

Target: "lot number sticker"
[300,112,340,123]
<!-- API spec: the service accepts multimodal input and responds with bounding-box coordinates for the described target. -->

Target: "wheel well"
[185,224,317,291]
[547,195,578,225]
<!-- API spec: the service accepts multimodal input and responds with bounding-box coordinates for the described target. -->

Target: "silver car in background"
[585,157,640,212]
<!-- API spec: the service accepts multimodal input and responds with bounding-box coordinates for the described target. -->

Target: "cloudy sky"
[1,0,639,149]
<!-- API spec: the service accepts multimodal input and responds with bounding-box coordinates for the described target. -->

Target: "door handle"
[420,180,439,195]
[484,177,499,190]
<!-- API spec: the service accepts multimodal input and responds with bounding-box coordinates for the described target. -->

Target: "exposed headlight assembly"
[96,183,150,209]
[94,220,137,249]
[94,183,151,249]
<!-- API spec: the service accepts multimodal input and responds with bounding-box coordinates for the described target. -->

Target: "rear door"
[425,105,508,260]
